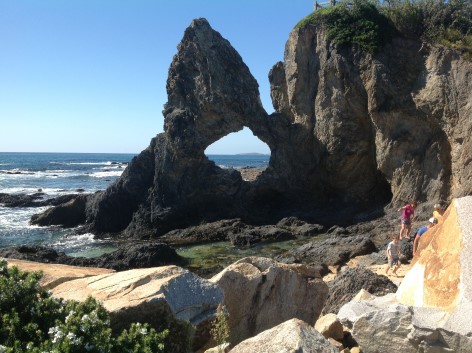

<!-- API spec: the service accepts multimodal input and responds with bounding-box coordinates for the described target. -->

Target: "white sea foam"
[0,206,49,230]
[50,233,98,248]
[100,165,125,170]
[90,170,123,178]
[0,187,73,196]
[50,161,116,166]
[0,169,84,180]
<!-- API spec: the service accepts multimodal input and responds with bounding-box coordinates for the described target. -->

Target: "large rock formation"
[337,196,472,352]
[396,196,472,334]
[34,17,472,239]
[51,266,223,353]
[209,257,329,346]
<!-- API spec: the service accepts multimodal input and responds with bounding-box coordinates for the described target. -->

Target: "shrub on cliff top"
[0,259,168,353]
[384,0,472,58]
[296,0,472,57]
[296,0,395,54]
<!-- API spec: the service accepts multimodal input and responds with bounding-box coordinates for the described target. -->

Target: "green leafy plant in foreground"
[0,259,168,353]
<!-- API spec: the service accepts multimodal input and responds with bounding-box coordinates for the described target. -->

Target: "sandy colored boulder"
[52,265,223,352]
[315,313,344,341]
[210,257,328,346]
[6,258,114,288]
[230,318,338,353]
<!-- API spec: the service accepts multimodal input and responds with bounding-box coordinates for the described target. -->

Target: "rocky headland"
[2,6,471,352]
[27,14,471,243]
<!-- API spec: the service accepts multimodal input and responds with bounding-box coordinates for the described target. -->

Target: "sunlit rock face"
[337,197,472,352]
[396,196,472,334]
[76,18,472,238]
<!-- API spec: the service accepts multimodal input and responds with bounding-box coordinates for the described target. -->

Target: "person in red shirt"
[398,201,417,240]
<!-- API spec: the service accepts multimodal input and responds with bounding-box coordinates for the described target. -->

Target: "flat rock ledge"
[5,258,114,288]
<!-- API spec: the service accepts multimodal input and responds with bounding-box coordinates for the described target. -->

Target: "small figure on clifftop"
[413,217,438,256]
[398,201,417,240]
[385,236,401,276]
[433,203,444,222]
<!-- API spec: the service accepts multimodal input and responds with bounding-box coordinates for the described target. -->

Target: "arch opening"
[204,127,271,182]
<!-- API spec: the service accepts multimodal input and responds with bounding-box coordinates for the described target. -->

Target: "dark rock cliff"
[35,18,472,238]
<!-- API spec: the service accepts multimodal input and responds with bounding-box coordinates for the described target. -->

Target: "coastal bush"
[384,0,472,58]
[0,259,168,353]
[296,0,472,57]
[295,0,395,53]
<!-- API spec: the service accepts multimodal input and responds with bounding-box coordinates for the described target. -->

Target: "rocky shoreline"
[3,196,472,352]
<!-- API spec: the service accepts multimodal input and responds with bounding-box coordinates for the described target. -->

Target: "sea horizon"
[0,151,270,155]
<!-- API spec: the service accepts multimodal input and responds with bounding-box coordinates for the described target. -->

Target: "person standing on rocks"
[385,236,401,276]
[398,201,417,240]
[413,217,438,256]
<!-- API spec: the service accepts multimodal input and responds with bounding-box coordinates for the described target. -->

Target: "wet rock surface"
[0,192,79,208]
[30,195,88,227]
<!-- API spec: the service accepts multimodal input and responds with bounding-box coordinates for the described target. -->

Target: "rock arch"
[81,18,470,240]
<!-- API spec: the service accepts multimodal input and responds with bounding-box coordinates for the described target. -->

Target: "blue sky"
[0,0,313,154]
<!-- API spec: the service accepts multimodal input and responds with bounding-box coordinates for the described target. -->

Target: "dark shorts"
[388,257,400,267]
[401,217,411,225]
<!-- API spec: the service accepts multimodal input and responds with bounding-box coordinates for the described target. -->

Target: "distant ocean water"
[0,152,269,257]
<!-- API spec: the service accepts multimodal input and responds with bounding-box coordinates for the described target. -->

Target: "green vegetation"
[0,260,168,353]
[296,0,472,57]
[209,305,229,353]
[296,0,394,53]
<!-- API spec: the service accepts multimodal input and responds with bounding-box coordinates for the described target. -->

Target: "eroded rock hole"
[204,127,270,182]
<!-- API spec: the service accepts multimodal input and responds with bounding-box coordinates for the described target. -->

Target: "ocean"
[0,152,269,257]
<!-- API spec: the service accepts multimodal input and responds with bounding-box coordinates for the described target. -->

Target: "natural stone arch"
[204,127,271,182]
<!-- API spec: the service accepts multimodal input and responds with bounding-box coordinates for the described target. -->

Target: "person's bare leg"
[393,263,400,276]
[405,224,412,240]
[399,224,405,239]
